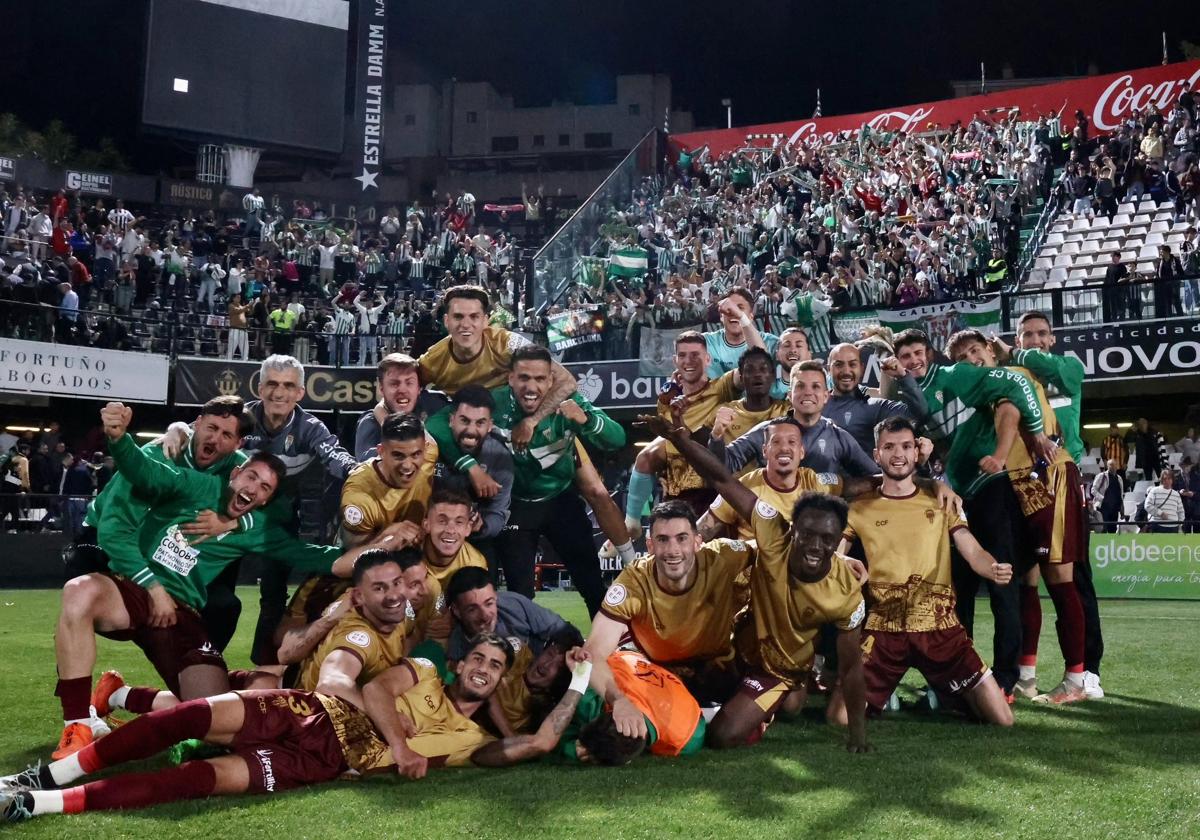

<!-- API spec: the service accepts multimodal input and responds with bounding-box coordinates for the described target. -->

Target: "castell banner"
[174,357,379,412]
[352,0,387,192]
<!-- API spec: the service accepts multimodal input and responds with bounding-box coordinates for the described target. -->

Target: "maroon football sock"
[69,761,217,812]
[123,687,162,714]
[79,698,213,773]
[56,676,93,722]
[1019,584,1042,663]
[1046,580,1086,672]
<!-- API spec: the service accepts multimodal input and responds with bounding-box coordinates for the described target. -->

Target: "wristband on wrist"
[568,660,593,694]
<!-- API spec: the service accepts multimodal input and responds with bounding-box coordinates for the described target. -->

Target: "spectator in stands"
[1143,470,1184,533]
[56,282,79,345]
[251,289,272,359]
[1175,428,1200,464]
[29,206,52,261]
[1154,245,1185,317]
[1127,418,1166,480]
[0,443,30,531]
[268,298,298,356]
[226,293,251,360]
[60,452,94,539]
[1091,459,1126,533]
[1179,457,1200,534]
[328,299,355,366]
[1101,252,1129,321]
[1099,423,1127,472]
[354,290,389,367]
[67,257,91,311]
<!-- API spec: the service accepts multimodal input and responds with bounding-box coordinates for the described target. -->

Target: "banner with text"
[0,338,168,403]
[352,0,387,193]
[1052,318,1200,382]
[0,157,14,181]
[832,297,1002,353]
[174,357,378,412]
[1090,533,1200,599]
[547,306,606,354]
[566,359,666,410]
[65,170,112,196]
[672,60,1200,157]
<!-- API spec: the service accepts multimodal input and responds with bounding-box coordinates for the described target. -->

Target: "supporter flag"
[871,296,1002,353]
[572,256,608,294]
[609,246,649,279]
[547,305,606,353]
[638,326,692,376]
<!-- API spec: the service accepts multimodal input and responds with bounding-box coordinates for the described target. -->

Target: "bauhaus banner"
[672,60,1200,156]
[351,0,386,192]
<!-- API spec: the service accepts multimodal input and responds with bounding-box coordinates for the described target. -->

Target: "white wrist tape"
[568,660,593,694]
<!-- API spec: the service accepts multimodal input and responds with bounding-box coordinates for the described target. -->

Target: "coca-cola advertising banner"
[672,60,1200,156]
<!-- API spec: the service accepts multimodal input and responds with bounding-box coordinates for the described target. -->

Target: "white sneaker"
[87,707,112,738]
[1014,677,1039,699]
[1082,671,1104,700]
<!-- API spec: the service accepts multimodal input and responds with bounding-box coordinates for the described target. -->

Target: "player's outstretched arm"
[581,615,647,739]
[470,654,592,767]
[836,626,871,754]
[362,664,423,779]
[952,527,1013,584]
[276,597,352,665]
[637,408,757,524]
[981,401,1019,474]
[314,649,367,709]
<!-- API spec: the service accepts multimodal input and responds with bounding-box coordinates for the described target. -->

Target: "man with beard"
[354,353,448,461]
[828,417,1014,726]
[424,384,515,565]
[771,327,811,399]
[339,413,437,548]
[417,285,636,569]
[717,361,880,477]
[710,348,790,449]
[823,343,924,458]
[1,636,592,819]
[702,287,777,378]
[487,625,586,736]
[420,489,489,591]
[444,566,573,664]
[50,403,355,759]
[640,411,870,751]
[491,345,625,617]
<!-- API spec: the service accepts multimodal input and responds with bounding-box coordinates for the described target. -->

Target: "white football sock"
[48,752,85,786]
[108,685,131,710]
[29,790,64,815]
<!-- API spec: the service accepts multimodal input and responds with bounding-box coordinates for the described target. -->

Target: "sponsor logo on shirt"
[346,630,372,648]
[256,749,277,792]
[151,525,200,576]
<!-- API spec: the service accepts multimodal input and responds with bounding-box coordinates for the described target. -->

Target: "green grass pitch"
[1,589,1198,839]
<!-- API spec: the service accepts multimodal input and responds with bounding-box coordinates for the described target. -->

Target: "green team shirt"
[103,434,342,609]
[433,389,624,503]
[1012,347,1085,463]
[557,689,705,761]
[918,362,1044,499]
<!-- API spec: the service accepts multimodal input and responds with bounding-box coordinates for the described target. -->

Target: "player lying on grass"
[50,402,367,761]
[91,547,449,717]
[0,636,594,821]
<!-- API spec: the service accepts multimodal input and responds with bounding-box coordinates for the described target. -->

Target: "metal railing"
[530,129,661,314]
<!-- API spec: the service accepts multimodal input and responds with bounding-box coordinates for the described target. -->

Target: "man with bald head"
[822,343,926,458]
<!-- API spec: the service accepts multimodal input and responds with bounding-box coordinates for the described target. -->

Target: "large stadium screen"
[141,0,349,154]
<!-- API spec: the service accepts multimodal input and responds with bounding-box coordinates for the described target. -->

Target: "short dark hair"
[674,330,706,350]
[242,451,287,491]
[446,566,493,605]
[351,546,423,586]
[765,416,805,440]
[737,346,774,373]
[893,329,930,354]
[723,286,755,310]
[510,344,553,369]
[200,395,253,438]
[381,412,425,443]
[464,632,515,669]
[1016,310,1052,331]
[647,500,697,532]
[428,485,473,513]
[791,491,850,532]
[451,384,495,414]
[377,352,419,380]
[442,285,490,313]
[577,711,647,766]
[873,414,919,446]
[946,328,988,360]
[790,359,827,385]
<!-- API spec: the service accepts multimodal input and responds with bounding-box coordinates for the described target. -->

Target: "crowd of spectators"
[0,181,567,363]
[0,421,113,535]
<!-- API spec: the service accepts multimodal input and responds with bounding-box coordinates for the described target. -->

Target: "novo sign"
[65,170,113,196]
[1056,319,1200,381]
[672,60,1200,157]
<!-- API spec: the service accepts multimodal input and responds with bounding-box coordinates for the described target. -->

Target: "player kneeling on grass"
[826,417,1014,727]
[0,635,595,821]
[51,402,355,761]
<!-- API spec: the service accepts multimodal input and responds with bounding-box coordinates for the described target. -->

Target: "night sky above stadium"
[6,0,1198,160]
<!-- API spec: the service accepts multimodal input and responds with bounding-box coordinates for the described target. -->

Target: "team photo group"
[1,282,1105,823]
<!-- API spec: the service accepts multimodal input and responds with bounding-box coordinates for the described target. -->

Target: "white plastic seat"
[1049,267,1069,284]
[1144,232,1165,247]
[1112,213,1132,226]
[1044,232,1065,247]
[1053,254,1074,268]
[1150,220,1170,233]
[1035,256,1054,270]
[1061,241,1081,255]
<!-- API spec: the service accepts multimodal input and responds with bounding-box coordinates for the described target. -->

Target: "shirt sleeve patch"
[816,472,839,486]
[343,505,364,526]
[755,499,780,520]
[345,630,372,648]
[604,583,628,607]
[842,599,867,630]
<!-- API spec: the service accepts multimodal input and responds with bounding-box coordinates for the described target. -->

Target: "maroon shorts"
[232,690,348,793]
[736,667,790,716]
[96,573,225,697]
[665,658,741,706]
[1024,462,1087,566]
[860,626,988,713]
